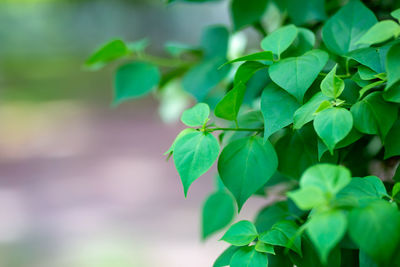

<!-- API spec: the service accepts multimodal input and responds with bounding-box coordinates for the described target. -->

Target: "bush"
[87,0,400,266]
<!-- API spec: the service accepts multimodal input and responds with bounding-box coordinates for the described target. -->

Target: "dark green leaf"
[213,246,241,267]
[114,62,160,104]
[230,246,268,267]
[350,92,398,140]
[181,103,210,127]
[254,202,290,233]
[384,119,400,159]
[269,50,329,102]
[282,27,316,57]
[230,0,269,31]
[286,0,326,25]
[221,52,273,67]
[322,0,377,55]
[261,24,298,58]
[261,83,300,139]
[233,61,268,85]
[173,132,220,196]
[385,43,400,91]
[218,136,278,210]
[202,191,236,239]
[221,220,258,246]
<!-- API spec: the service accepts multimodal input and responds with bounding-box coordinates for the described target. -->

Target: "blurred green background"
[0,0,266,266]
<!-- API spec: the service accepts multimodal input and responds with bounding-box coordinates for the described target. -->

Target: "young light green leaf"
[255,241,275,254]
[392,183,400,198]
[358,80,385,98]
[314,100,332,114]
[164,128,197,155]
[293,92,332,129]
[259,220,302,255]
[269,50,329,102]
[320,65,345,99]
[221,220,258,246]
[287,187,326,210]
[392,8,400,22]
[218,136,278,210]
[306,210,347,264]
[114,62,160,104]
[348,200,400,264]
[213,246,241,267]
[357,20,400,46]
[261,83,300,140]
[322,0,377,55]
[126,38,149,53]
[384,120,400,159]
[181,103,210,127]
[350,92,398,140]
[164,41,199,57]
[85,39,129,70]
[230,0,269,31]
[221,51,273,68]
[261,25,298,58]
[230,246,268,267]
[233,61,267,85]
[202,191,236,239]
[173,132,220,196]
[385,43,400,91]
[314,108,353,153]
[215,83,246,121]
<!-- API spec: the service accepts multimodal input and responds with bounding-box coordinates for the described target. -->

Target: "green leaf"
[213,246,241,267]
[350,92,398,140]
[357,20,400,45]
[314,108,353,153]
[173,132,220,196]
[215,83,246,121]
[385,43,400,91]
[286,0,326,25]
[317,128,363,160]
[282,27,316,57]
[392,183,400,198]
[254,202,291,233]
[337,176,388,207]
[202,191,236,239]
[114,62,160,104]
[164,128,197,155]
[358,66,378,81]
[230,246,268,267]
[261,24,298,58]
[233,61,268,85]
[221,220,258,246]
[221,52,273,68]
[384,120,400,159]
[202,25,230,59]
[288,187,326,210]
[164,41,199,57]
[261,83,300,139]
[255,241,275,254]
[320,65,345,99]
[259,220,302,255]
[293,92,331,129]
[86,39,129,70]
[218,136,278,210]
[347,45,389,74]
[348,200,400,264]
[126,38,149,53]
[322,0,377,55]
[392,8,400,22]
[275,125,319,179]
[299,164,351,195]
[181,103,210,127]
[230,0,269,31]
[314,100,332,114]
[269,49,329,102]
[306,210,347,264]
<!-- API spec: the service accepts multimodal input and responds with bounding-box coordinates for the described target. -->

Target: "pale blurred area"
[0,0,266,266]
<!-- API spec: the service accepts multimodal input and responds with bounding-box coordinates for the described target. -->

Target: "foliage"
[88,0,400,266]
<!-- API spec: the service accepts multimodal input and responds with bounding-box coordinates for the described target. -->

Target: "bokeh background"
[0,0,272,266]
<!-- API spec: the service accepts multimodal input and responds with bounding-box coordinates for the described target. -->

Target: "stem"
[208,127,264,132]
[135,53,194,68]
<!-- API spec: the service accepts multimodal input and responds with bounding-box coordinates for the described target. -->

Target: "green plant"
[87,0,400,266]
